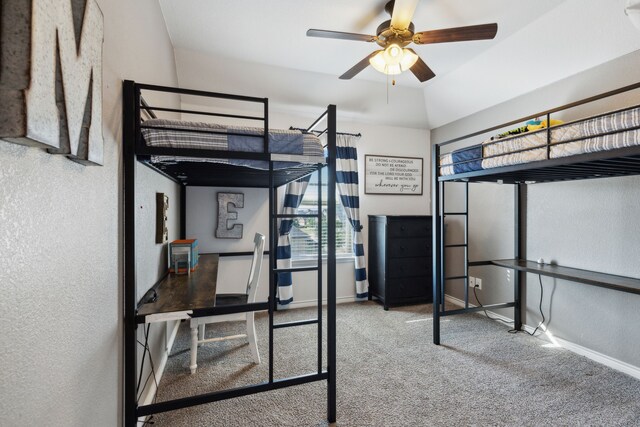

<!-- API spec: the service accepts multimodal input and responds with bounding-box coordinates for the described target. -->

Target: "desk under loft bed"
[431,82,640,345]
[123,81,337,425]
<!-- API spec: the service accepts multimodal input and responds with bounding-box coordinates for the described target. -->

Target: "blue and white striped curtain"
[336,134,368,298]
[276,175,311,305]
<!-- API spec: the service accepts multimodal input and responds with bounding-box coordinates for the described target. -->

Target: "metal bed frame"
[123,81,337,425]
[432,82,640,345]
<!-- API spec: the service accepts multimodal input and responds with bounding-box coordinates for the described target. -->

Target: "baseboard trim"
[533,329,640,381]
[444,295,640,381]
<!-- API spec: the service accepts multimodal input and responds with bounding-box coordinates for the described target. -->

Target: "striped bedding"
[551,106,640,158]
[481,130,547,169]
[440,105,640,176]
[141,119,325,169]
[439,144,483,175]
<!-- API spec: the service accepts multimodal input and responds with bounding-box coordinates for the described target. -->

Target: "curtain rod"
[289,126,361,138]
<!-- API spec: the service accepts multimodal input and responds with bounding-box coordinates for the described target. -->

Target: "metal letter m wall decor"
[216,193,244,239]
[0,0,104,165]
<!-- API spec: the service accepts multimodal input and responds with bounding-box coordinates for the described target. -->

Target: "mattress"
[481,130,548,169]
[141,118,325,169]
[550,106,640,158]
[439,144,483,176]
[439,105,640,176]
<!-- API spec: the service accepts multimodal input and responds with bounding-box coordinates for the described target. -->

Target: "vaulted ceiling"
[158,0,640,129]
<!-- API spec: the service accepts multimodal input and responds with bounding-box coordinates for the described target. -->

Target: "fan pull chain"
[386,72,389,104]
[385,73,397,105]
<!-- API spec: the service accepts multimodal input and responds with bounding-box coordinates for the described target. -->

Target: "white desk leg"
[198,324,205,346]
[190,325,198,374]
[247,312,260,364]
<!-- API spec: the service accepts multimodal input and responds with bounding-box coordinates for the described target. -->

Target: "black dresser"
[368,215,432,310]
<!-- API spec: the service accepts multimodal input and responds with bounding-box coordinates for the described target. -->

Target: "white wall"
[0,1,178,425]
[431,50,640,368]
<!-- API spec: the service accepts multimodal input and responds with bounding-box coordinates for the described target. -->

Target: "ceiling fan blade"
[339,51,379,80]
[407,49,435,82]
[307,29,377,43]
[414,23,498,44]
[390,0,419,31]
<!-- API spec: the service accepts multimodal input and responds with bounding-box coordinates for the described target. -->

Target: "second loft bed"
[431,82,640,345]
[436,82,640,184]
[123,81,338,425]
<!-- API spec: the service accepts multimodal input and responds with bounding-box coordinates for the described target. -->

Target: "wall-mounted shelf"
[491,259,640,295]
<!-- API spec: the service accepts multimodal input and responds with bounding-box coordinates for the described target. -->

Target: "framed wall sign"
[156,193,169,243]
[365,155,423,195]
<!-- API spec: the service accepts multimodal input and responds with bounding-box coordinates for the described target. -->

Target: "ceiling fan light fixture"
[386,44,402,61]
[369,46,418,75]
[399,48,419,71]
[370,50,399,75]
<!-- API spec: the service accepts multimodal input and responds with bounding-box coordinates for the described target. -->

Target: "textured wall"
[135,163,181,303]
[0,0,178,425]
[134,162,182,407]
[431,50,640,367]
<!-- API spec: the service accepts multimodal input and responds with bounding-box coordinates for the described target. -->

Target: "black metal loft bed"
[123,81,337,425]
[431,82,640,345]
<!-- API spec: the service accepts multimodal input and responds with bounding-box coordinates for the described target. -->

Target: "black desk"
[491,258,640,295]
[136,254,219,324]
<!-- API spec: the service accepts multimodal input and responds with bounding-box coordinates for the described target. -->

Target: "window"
[290,168,353,261]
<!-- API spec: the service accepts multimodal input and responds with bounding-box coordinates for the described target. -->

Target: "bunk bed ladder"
[440,182,471,308]
[260,106,338,423]
[270,162,325,378]
[433,143,470,345]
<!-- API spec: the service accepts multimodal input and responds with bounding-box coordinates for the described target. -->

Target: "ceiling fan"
[307,0,498,82]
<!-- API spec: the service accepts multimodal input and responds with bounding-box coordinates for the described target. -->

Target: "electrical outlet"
[468,276,476,288]
[475,277,483,290]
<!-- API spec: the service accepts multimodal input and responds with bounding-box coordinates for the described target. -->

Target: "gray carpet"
[151,302,640,426]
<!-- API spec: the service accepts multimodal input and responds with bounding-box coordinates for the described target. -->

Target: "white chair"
[189,233,265,374]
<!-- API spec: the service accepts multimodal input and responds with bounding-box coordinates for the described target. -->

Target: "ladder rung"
[273,319,319,329]
[274,266,319,273]
[444,212,468,216]
[445,275,468,281]
[445,244,467,248]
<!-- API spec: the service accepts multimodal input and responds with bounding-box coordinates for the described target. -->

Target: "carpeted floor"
[150,302,640,426]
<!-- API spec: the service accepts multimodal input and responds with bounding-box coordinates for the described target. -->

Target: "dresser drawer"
[388,278,431,299]
[387,238,430,258]
[387,219,431,238]
[388,257,431,278]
